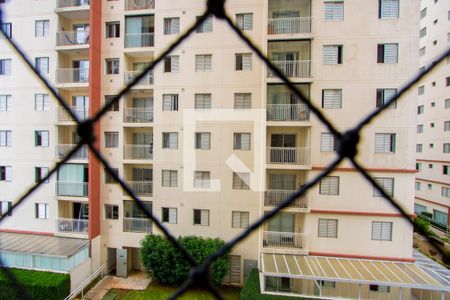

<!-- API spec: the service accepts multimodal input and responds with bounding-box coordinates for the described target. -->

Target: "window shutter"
[172,18,180,33]
[38,204,45,218]
[6,131,11,146]
[380,0,399,18]
[169,208,177,223]
[163,95,173,111]
[324,2,344,21]
[374,177,394,197]
[384,44,398,63]
[242,54,252,70]
[5,166,12,181]
[171,56,179,72]
[42,131,49,146]
[36,21,43,36]
[244,14,253,30]
[241,212,249,227]
[204,17,213,32]
[195,55,204,71]
[323,46,338,64]
[381,222,392,240]
[44,21,49,36]
[201,210,209,225]
[169,133,177,149]
[318,219,328,237]
[162,170,170,186]
[322,89,342,109]
[372,222,382,240]
[5,60,11,75]
[320,133,335,152]
[240,133,250,149]
[375,134,393,153]
[43,94,49,110]
[232,212,240,228]
[205,55,212,71]
[201,133,209,149]
[320,176,339,195]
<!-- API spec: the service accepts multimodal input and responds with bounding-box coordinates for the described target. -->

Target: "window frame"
[104,131,119,148]
[35,203,49,219]
[233,133,251,150]
[35,130,49,147]
[104,204,119,220]
[371,221,393,241]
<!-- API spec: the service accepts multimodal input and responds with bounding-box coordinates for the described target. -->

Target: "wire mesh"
[0,1,449,299]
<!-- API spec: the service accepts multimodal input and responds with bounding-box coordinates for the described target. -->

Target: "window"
[235,53,252,71]
[105,204,119,220]
[162,207,177,224]
[322,89,342,109]
[1,23,12,38]
[35,57,49,74]
[321,132,337,152]
[162,170,177,187]
[193,209,209,226]
[444,143,450,153]
[420,8,427,19]
[0,95,11,111]
[162,132,178,149]
[416,144,423,153]
[105,95,119,112]
[233,133,251,150]
[35,130,49,147]
[318,218,338,238]
[419,27,427,38]
[195,54,212,72]
[323,45,343,65]
[194,171,210,188]
[415,182,421,191]
[324,1,344,21]
[434,210,448,225]
[444,121,450,131]
[378,0,399,19]
[236,13,253,30]
[432,81,436,87]
[446,77,450,87]
[417,105,424,114]
[377,44,398,64]
[164,55,179,72]
[35,203,49,219]
[0,130,12,146]
[319,176,339,195]
[162,94,179,111]
[442,187,450,198]
[232,211,249,228]
[416,163,422,172]
[370,285,390,293]
[417,125,423,133]
[34,94,49,111]
[232,172,250,190]
[35,167,49,183]
[195,132,211,150]
[106,22,120,38]
[376,88,397,108]
[195,94,211,109]
[234,93,251,109]
[372,221,392,241]
[418,86,425,95]
[0,166,12,181]
[35,20,49,37]
[443,165,449,175]
[319,281,336,288]
[106,58,119,74]
[373,177,394,197]
[104,132,119,148]
[196,16,213,33]
[446,99,450,109]
[429,164,433,169]
[419,47,426,57]
[0,201,12,217]
[0,59,11,75]
[374,133,396,153]
[164,17,180,35]
[104,168,118,184]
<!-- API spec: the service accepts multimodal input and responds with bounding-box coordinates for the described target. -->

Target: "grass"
[102,283,241,300]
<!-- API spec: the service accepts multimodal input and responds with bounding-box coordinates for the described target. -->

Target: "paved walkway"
[83,272,151,300]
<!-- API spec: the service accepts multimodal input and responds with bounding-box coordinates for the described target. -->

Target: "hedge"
[0,268,70,300]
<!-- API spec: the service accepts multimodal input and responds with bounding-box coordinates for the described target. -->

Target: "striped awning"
[261,254,450,292]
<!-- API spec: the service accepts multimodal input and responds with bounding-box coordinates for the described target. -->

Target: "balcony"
[262,231,307,249]
[264,190,308,210]
[56,68,89,85]
[124,181,152,197]
[56,0,90,8]
[267,60,311,78]
[124,108,153,124]
[124,145,153,160]
[56,106,89,122]
[125,0,155,11]
[56,218,88,234]
[125,33,154,48]
[123,217,152,233]
[57,181,88,197]
[55,0,90,19]
[56,144,88,160]
[124,71,153,87]
[267,147,310,165]
[266,104,310,122]
[56,30,89,49]
[267,17,311,35]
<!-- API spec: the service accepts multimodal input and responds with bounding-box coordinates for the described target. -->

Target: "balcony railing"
[264,190,308,208]
[267,147,310,165]
[123,217,152,233]
[267,17,312,35]
[124,33,154,48]
[124,145,153,160]
[124,71,153,86]
[56,106,89,122]
[56,144,88,160]
[262,231,307,249]
[56,30,89,47]
[57,218,88,233]
[57,181,88,197]
[56,68,89,84]
[123,108,153,123]
[267,60,311,78]
[124,181,152,197]
[266,104,310,121]
[125,0,154,10]
[56,0,90,8]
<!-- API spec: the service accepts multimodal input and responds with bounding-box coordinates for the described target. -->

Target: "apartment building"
[414,0,450,236]
[0,0,449,299]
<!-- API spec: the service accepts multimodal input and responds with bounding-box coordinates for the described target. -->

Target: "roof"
[0,232,89,258]
[261,253,450,292]
[413,249,450,287]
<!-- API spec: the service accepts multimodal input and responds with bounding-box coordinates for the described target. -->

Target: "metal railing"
[262,231,307,249]
[56,218,88,233]
[56,31,90,47]
[125,33,154,48]
[264,190,308,209]
[415,211,450,236]
[267,17,312,35]
[123,108,153,123]
[124,181,153,196]
[267,147,310,165]
[56,106,89,121]
[56,68,89,84]
[123,217,152,233]
[57,182,88,197]
[266,104,310,121]
[124,145,153,160]
[56,0,90,8]
[125,0,155,10]
[124,71,153,85]
[56,144,88,160]
[267,60,311,78]
[64,264,105,300]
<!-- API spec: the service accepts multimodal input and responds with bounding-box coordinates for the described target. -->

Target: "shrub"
[420,211,433,218]
[140,235,229,286]
[0,268,70,300]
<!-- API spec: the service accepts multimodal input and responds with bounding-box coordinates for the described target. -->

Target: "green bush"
[421,211,433,218]
[0,268,70,300]
[140,235,229,286]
